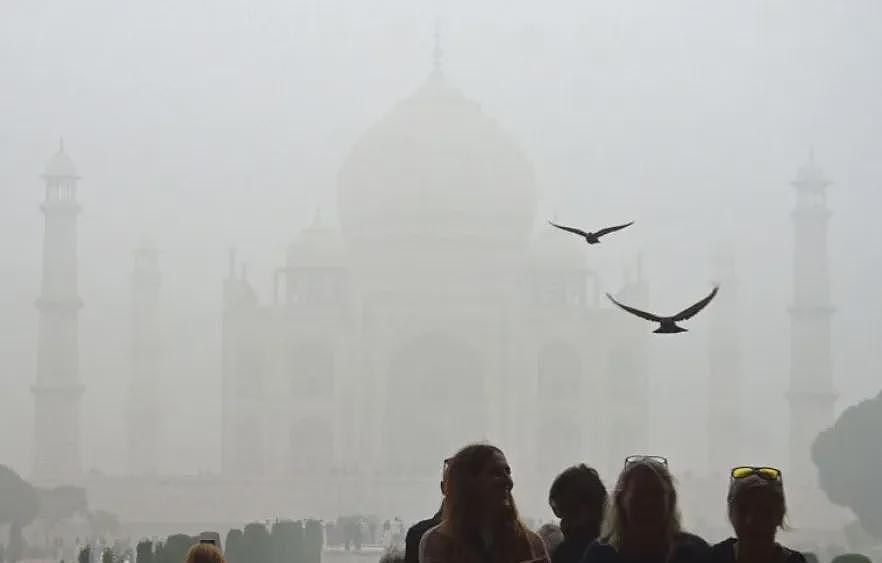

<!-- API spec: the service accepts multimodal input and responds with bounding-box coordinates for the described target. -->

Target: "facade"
[706,244,742,474]
[786,152,837,486]
[33,141,84,485]
[220,67,649,516]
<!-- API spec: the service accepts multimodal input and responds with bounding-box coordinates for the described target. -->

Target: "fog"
[1,0,881,531]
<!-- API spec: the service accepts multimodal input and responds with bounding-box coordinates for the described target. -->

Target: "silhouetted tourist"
[707,467,805,563]
[406,459,450,563]
[419,444,549,563]
[549,464,608,563]
[184,544,226,563]
[537,524,565,556]
[582,456,708,563]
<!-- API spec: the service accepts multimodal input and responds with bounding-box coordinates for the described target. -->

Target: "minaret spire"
[33,142,84,483]
[787,151,836,486]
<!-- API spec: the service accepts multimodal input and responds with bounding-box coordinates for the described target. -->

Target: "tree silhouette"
[224,529,243,563]
[243,523,270,563]
[38,486,87,531]
[162,535,194,563]
[0,466,38,562]
[303,520,323,563]
[136,540,154,563]
[813,391,882,538]
[270,521,303,563]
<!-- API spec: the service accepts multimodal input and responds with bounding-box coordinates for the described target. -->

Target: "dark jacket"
[553,536,593,563]
[582,533,710,563]
[706,538,806,563]
[405,509,442,563]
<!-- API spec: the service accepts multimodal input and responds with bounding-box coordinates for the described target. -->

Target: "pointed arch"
[536,341,583,475]
[384,332,485,477]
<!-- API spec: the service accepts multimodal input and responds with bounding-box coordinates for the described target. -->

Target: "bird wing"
[606,293,662,322]
[548,221,589,238]
[593,221,635,238]
[672,286,720,321]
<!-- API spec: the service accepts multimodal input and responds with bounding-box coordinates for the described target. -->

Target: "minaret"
[707,244,742,475]
[32,140,84,484]
[128,242,161,475]
[787,150,837,484]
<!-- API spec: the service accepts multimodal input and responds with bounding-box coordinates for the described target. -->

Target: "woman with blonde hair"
[184,544,226,563]
[419,444,549,563]
[707,466,805,563]
[582,456,708,563]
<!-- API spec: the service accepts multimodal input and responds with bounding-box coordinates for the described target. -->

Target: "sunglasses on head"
[730,466,782,482]
[624,455,668,468]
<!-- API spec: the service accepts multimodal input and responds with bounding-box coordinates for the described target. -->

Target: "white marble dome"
[337,70,538,244]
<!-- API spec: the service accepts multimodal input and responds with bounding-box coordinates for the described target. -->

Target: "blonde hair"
[602,460,681,550]
[184,544,225,563]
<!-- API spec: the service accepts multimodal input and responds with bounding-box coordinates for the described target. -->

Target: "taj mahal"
[218,61,649,516]
[29,56,846,542]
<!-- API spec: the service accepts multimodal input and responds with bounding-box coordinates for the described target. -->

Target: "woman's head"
[603,459,681,548]
[549,464,608,539]
[727,473,786,542]
[444,444,515,524]
[441,444,530,562]
[184,544,225,563]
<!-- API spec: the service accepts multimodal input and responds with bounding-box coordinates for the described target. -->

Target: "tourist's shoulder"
[420,524,444,542]
[708,538,736,551]
[408,516,439,537]
[677,532,711,549]
[418,525,449,563]
[582,539,617,563]
[705,538,737,563]
[782,545,807,563]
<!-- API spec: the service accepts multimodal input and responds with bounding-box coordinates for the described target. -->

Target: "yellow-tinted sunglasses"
[730,466,782,482]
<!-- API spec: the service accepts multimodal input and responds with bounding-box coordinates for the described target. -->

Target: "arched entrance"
[384,333,485,477]
[537,341,583,475]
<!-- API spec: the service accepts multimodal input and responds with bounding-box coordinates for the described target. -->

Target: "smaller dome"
[530,222,589,269]
[286,211,346,267]
[44,140,79,178]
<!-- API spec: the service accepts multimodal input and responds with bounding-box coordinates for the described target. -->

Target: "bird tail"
[654,324,688,334]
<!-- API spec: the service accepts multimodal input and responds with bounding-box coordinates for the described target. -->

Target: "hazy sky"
[1,0,881,479]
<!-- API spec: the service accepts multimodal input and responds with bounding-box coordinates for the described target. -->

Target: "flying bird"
[606,286,719,334]
[548,220,634,244]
